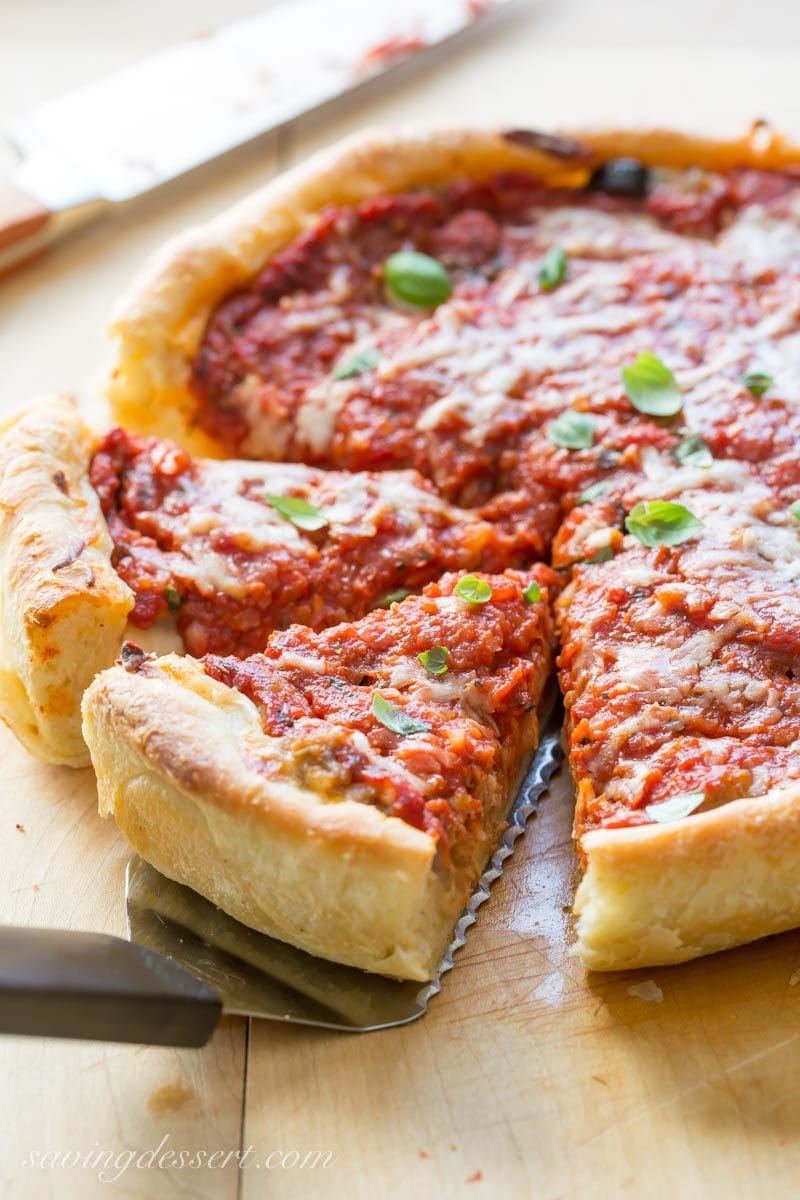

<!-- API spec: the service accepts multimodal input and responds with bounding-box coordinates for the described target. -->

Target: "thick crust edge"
[575,785,800,970]
[107,122,800,452]
[81,653,491,980]
[0,396,133,766]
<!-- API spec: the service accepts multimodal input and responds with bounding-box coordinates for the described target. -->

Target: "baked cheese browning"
[202,568,555,862]
[188,167,800,526]
[557,456,800,835]
[90,428,532,657]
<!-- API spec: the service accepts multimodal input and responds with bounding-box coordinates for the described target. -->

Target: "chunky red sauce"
[203,569,554,855]
[131,161,800,833]
[91,427,534,657]
[556,463,800,833]
[190,168,800,518]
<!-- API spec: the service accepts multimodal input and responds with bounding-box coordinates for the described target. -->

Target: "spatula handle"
[0,926,222,1047]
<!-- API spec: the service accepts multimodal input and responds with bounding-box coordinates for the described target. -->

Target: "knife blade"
[1,0,514,274]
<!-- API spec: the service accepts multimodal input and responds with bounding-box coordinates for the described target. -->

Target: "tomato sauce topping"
[558,460,800,833]
[203,569,555,852]
[133,160,800,832]
[189,167,800,524]
[90,428,534,657]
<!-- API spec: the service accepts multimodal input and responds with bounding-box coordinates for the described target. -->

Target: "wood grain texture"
[4,1,800,1197]
[244,768,800,1199]
[0,740,249,1200]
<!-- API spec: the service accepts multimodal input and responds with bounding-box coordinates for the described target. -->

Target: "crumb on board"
[15,823,25,832]
[465,1169,483,1183]
[417,1149,430,1160]
[627,980,664,1003]
[789,967,800,987]
[147,1080,197,1115]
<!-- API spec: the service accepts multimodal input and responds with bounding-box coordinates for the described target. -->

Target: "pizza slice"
[81,569,555,980]
[0,396,526,766]
[556,453,800,969]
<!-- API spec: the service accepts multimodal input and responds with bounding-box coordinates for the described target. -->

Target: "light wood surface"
[2,2,800,1197]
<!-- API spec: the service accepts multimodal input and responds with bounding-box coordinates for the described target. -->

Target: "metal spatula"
[0,718,561,1047]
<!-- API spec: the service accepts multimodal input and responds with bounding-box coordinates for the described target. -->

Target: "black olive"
[589,158,651,198]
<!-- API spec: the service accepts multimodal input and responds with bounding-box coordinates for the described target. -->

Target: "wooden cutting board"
[3,2,800,1197]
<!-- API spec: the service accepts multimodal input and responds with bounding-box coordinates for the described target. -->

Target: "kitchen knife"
[0,718,560,1046]
[0,0,514,275]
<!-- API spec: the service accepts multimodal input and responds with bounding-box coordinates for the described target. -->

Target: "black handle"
[0,926,222,1047]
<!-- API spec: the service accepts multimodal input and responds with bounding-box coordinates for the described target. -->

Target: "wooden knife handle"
[0,926,223,1047]
[0,177,51,255]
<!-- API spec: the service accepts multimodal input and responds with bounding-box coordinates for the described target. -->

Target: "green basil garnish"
[587,545,614,564]
[545,410,595,450]
[264,495,329,531]
[454,575,492,605]
[644,791,705,823]
[577,479,613,505]
[789,501,800,522]
[673,433,713,469]
[625,500,703,547]
[539,246,568,291]
[377,588,411,608]
[164,583,183,612]
[331,347,381,381]
[621,352,682,417]
[740,370,773,398]
[523,581,542,604]
[384,251,452,309]
[371,693,430,736]
[418,646,449,676]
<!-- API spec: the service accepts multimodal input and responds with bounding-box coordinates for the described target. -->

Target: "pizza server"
[0,726,560,1047]
[0,0,515,275]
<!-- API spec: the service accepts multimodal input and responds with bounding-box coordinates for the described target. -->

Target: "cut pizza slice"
[81,569,555,980]
[0,396,528,766]
[556,454,800,969]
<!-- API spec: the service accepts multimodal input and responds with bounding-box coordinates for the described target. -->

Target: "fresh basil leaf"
[539,246,568,291]
[377,588,411,608]
[418,646,449,676]
[621,352,682,417]
[523,581,542,604]
[454,575,492,605]
[790,501,800,522]
[384,251,452,309]
[586,544,614,564]
[371,693,430,736]
[625,500,703,547]
[545,411,595,450]
[673,433,713,469]
[264,495,329,531]
[740,370,773,398]
[644,791,705,823]
[331,347,381,381]
[164,583,183,612]
[577,479,613,505]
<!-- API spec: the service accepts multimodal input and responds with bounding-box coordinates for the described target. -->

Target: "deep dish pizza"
[6,125,800,977]
[0,395,522,763]
[83,570,554,980]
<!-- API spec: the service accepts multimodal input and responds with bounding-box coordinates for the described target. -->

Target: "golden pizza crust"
[81,653,536,980]
[574,786,800,970]
[107,122,800,453]
[0,396,134,766]
[95,122,800,972]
